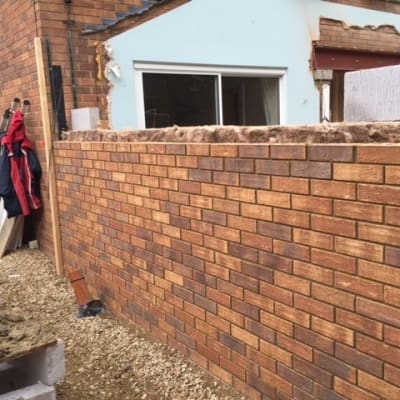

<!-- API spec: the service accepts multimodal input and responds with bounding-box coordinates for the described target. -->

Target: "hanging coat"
[0,110,42,217]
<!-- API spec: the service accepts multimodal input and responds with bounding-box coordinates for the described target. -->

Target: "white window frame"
[134,62,287,129]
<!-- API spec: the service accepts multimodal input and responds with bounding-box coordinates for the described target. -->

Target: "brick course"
[53,139,400,400]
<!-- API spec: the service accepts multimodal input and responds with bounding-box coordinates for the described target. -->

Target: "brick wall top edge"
[62,122,400,144]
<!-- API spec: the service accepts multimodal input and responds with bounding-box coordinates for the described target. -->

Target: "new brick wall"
[53,138,400,400]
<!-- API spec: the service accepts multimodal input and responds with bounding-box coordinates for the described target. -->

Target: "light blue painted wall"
[106,0,400,129]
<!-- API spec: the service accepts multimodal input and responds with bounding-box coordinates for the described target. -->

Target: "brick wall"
[318,18,400,53]
[53,137,400,400]
[0,0,188,262]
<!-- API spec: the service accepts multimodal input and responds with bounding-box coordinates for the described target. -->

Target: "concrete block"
[71,107,99,130]
[0,382,55,400]
[12,340,65,386]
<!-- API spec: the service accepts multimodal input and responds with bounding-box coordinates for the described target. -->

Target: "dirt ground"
[0,248,248,400]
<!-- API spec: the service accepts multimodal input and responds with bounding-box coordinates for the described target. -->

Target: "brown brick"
[259,251,292,273]
[241,203,272,221]
[293,229,333,250]
[358,184,400,206]
[207,313,230,333]
[294,358,332,387]
[291,161,332,179]
[259,339,293,367]
[260,282,293,306]
[255,160,290,176]
[210,144,238,157]
[334,163,383,183]
[358,370,400,400]
[231,325,259,349]
[294,326,334,355]
[335,377,380,400]
[312,317,354,345]
[312,248,356,274]
[357,146,400,164]
[188,169,212,183]
[217,305,244,327]
[277,363,313,392]
[225,158,254,172]
[358,259,400,286]
[336,342,383,377]
[240,174,270,189]
[275,272,310,296]
[356,334,400,368]
[217,279,244,299]
[230,270,259,292]
[385,206,400,227]
[200,183,226,198]
[311,179,356,199]
[359,222,400,247]
[271,176,309,194]
[209,362,233,386]
[258,221,291,241]
[214,225,240,242]
[335,272,383,301]
[239,144,269,158]
[336,309,383,339]
[176,155,197,168]
[385,247,400,267]
[292,194,332,215]
[219,331,245,354]
[312,283,355,310]
[241,232,273,252]
[309,145,354,162]
[219,356,246,381]
[187,144,209,156]
[245,318,275,343]
[190,194,212,209]
[335,237,383,263]
[213,198,240,215]
[274,240,310,262]
[274,209,310,228]
[215,253,242,271]
[294,293,334,321]
[270,144,306,160]
[247,373,276,399]
[293,260,333,284]
[315,351,356,383]
[385,286,400,307]
[260,311,293,337]
[244,292,273,316]
[257,190,291,208]
[334,200,383,222]
[275,302,310,328]
[356,298,400,329]
[198,156,223,170]
[312,215,356,237]
[385,364,400,388]
[386,165,400,184]
[227,186,256,203]
[213,171,239,186]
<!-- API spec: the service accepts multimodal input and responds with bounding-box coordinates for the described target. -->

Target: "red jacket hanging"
[0,110,42,217]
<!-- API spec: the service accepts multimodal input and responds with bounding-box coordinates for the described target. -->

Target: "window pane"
[143,73,218,128]
[222,77,280,125]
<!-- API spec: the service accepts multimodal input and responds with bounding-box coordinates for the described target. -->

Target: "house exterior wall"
[0,0,187,262]
[107,0,400,129]
[54,132,400,400]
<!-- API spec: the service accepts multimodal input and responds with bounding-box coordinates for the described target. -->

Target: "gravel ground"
[0,248,248,400]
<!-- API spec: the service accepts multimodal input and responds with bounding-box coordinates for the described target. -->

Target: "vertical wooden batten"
[34,37,64,275]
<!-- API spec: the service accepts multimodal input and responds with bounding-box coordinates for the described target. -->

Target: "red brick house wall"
[54,137,400,400]
[0,0,188,262]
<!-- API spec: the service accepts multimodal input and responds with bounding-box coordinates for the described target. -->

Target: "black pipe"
[65,1,78,109]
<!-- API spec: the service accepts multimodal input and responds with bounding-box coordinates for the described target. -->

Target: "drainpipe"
[64,0,78,109]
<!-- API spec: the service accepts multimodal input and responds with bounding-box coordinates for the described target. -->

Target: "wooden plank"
[0,217,16,257]
[34,37,64,275]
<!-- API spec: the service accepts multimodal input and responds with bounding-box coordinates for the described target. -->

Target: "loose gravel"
[0,248,248,400]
